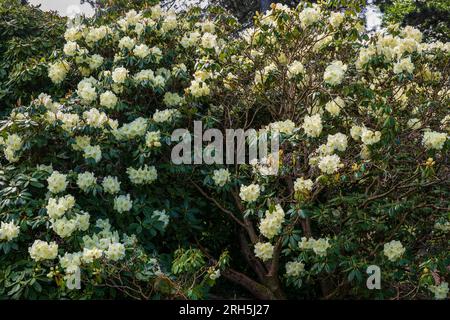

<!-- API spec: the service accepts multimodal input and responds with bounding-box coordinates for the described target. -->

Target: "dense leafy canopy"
[0,0,65,117]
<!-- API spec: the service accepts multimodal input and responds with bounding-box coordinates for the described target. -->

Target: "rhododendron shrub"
[0,2,449,300]
[196,3,449,299]
[0,4,236,299]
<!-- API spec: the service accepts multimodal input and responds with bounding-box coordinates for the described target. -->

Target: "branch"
[239,231,269,282]
[221,268,277,300]
[231,189,259,244]
[190,179,247,228]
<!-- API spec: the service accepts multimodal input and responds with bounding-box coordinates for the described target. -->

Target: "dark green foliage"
[377,0,450,41]
[0,0,66,116]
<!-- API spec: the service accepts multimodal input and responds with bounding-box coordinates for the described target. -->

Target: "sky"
[28,0,95,17]
[365,0,383,31]
[27,1,383,31]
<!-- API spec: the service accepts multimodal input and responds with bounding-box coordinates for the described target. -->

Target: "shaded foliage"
[0,0,66,116]
[377,0,450,41]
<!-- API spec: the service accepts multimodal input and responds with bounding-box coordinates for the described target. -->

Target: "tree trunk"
[235,230,286,299]
[263,275,286,299]
[222,269,278,300]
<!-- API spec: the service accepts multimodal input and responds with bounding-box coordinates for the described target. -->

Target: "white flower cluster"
[298,237,331,257]
[112,67,129,83]
[105,242,126,261]
[102,176,121,194]
[360,128,381,145]
[83,108,109,129]
[77,172,96,192]
[212,168,231,187]
[29,240,59,261]
[285,261,305,277]
[434,221,450,232]
[299,5,321,28]
[254,63,277,85]
[188,78,210,97]
[325,97,345,116]
[181,31,201,48]
[60,112,81,131]
[318,154,343,174]
[113,194,133,213]
[201,32,217,49]
[356,46,376,70]
[114,117,148,140]
[329,12,344,28]
[259,204,285,239]
[133,68,166,88]
[327,133,348,152]
[153,109,180,123]
[302,114,323,138]
[77,77,97,103]
[1,133,23,162]
[383,240,405,262]
[287,60,305,78]
[81,247,103,263]
[127,165,157,185]
[145,131,161,148]
[133,43,151,58]
[324,60,347,86]
[46,195,75,219]
[422,131,447,150]
[428,282,449,300]
[87,54,104,71]
[294,177,313,194]
[83,145,102,163]
[249,154,279,176]
[47,171,68,194]
[85,26,108,45]
[100,91,118,109]
[58,218,128,271]
[254,242,274,261]
[34,93,55,109]
[152,210,170,229]
[118,36,136,50]
[350,125,363,141]
[161,10,177,32]
[48,60,70,84]
[52,212,90,238]
[209,268,221,280]
[59,252,82,275]
[393,57,414,74]
[64,26,82,42]
[150,46,163,63]
[63,41,79,56]
[269,120,296,135]
[355,26,446,75]
[133,69,154,83]
[0,221,20,241]
[239,184,261,203]
[163,92,183,107]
